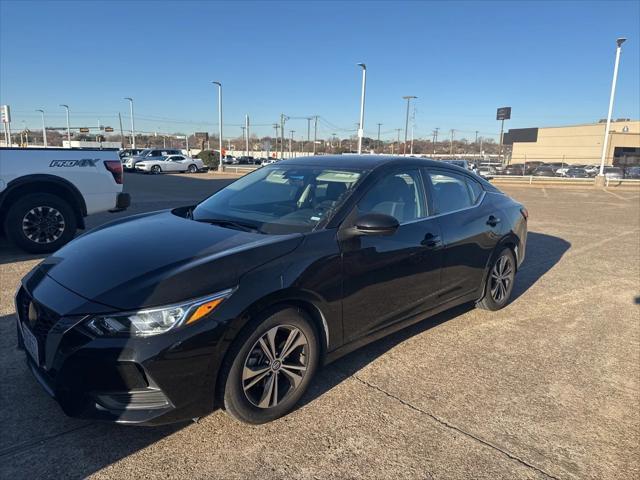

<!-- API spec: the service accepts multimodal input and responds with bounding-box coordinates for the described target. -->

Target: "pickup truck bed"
[0,147,130,253]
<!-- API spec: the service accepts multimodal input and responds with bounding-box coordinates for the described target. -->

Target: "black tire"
[477,247,516,311]
[188,164,197,173]
[220,307,320,424]
[4,193,77,253]
[151,165,161,174]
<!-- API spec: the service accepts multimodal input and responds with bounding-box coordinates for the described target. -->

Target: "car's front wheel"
[477,247,516,311]
[220,307,320,424]
[151,165,161,174]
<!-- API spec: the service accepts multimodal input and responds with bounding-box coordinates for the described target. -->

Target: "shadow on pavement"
[300,231,570,408]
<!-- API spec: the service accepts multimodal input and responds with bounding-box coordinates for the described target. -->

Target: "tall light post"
[289,130,295,157]
[124,97,136,149]
[356,63,367,154]
[212,82,223,172]
[376,123,382,152]
[402,96,417,154]
[598,38,627,179]
[36,109,47,147]
[60,104,70,145]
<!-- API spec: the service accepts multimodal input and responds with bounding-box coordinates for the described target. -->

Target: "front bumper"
[15,279,225,426]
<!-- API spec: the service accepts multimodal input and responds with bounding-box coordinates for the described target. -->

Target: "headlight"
[84,289,233,337]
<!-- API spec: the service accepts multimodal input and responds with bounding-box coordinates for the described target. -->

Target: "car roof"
[276,154,452,171]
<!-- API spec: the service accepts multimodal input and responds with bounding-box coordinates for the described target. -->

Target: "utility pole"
[289,130,295,157]
[331,133,336,153]
[475,130,479,149]
[212,81,223,172]
[240,126,246,156]
[394,128,401,155]
[118,112,125,148]
[36,109,47,147]
[60,104,71,146]
[449,129,455,155]
[313,116,318,154]
[245,114,250,157]
[402,96,417,154]
[306,117,312,155]
[273,123,279,156]
[376,123,382,152]
[433,127,439,154]
[410,124,415,155]
[356,63,367,154]
[280,114,288,160]
[124,97,135,149]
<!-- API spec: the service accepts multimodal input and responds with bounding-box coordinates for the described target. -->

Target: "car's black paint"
[16,155,527,425]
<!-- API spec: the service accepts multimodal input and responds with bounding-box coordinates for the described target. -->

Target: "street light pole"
[124,97,136,149]
[313,116,318,155]
[376,123,382,152]
[402,96,417,154]
[245,114,250,157]
[289,130,295,157]
[599,38,627,178]
[356,63,367,154]
[450,129,455,155]
[36,109,47,147]
[212,82,223,171]
[60,104,70,146]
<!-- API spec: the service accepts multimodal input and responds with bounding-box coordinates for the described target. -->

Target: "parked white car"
[135,155,205,174]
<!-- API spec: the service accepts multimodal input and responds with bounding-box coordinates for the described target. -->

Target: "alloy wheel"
[490,254,514,303]
[21,206,65,244]
[242,325,309,409]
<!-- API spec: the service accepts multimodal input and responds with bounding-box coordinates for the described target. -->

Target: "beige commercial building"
[506,120,640,166]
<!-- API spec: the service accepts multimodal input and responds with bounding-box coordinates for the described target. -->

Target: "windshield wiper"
[194,218,263,234]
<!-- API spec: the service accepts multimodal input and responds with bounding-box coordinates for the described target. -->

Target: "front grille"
[17,288,61,343]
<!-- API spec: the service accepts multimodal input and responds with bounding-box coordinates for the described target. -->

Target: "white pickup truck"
[0,147,130,253]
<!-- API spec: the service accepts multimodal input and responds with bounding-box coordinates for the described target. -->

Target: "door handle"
[487,215,501,227]
[421,233,442,248]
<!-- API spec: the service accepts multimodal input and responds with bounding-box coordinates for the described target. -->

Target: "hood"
[42,210,303,310]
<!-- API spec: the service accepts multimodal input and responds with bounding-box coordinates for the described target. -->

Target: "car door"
[423,168,502,303]
[340,167,443,343]
[170,155,187,171]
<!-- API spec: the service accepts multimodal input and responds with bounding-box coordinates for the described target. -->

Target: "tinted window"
[427,171,474,214]
[193,166,361,234]
[466,178,484,203]
[358,169,426,223]
[151,150,161,156]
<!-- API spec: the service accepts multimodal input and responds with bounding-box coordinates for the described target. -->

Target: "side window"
[357,169,426,223]
[466,178,484,204]
[173,156,184,161]
[151,150,161,156]
[427,171,476,215]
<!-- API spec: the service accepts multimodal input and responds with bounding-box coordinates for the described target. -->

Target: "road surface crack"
[352,374,561,480]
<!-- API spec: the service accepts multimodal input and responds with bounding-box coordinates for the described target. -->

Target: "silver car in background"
[135,155,206,174]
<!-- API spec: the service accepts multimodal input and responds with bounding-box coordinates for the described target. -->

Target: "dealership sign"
[496,107,512,120]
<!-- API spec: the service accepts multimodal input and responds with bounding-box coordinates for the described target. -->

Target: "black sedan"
[15,156,528,425]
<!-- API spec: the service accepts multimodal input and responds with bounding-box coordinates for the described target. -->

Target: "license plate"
[20,323,40,366]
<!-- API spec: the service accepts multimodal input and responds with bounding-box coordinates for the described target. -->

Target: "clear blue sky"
[1,0,639,141]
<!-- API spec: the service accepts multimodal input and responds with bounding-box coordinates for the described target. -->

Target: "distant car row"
[499,162,638,179]
[222,155,280,166]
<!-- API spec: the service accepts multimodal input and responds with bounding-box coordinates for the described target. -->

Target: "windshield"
[192,165,363,234]
[136,149,151,157]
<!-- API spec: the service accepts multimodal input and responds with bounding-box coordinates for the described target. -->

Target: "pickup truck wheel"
[188,164,197,173]
[151,165,161,174]
[4,193,77,253]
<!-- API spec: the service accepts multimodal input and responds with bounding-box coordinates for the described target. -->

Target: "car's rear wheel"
[151,165,161,174]
[477,247,516,311]
[4,193,77,253]
[188,164,197,173]
[220,307,320,424]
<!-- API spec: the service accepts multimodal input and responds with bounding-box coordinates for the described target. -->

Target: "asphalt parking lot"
[0,172,638,479]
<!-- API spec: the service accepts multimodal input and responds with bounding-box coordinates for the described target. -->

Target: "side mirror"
[354,213,399,236]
